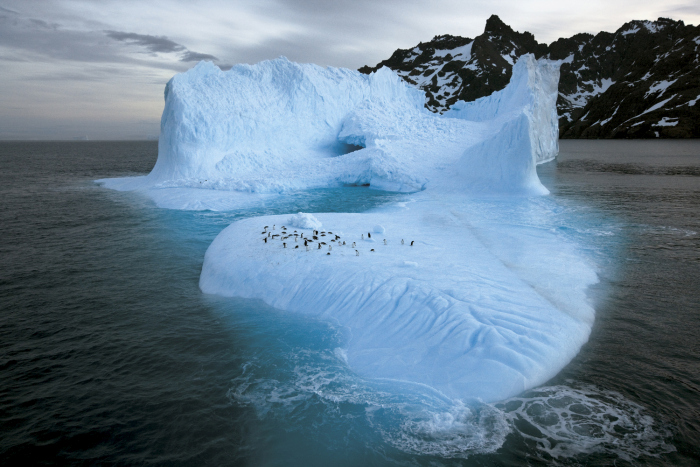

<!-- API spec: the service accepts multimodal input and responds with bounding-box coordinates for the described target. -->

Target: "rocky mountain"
[359,15,700,138]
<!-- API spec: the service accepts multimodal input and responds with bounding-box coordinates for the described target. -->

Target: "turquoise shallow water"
[0,140,698,465]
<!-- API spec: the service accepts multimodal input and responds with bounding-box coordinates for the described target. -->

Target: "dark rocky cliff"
[359,15,700,138]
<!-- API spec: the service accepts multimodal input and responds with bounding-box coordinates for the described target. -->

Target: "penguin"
[313,236,318,240]
[318,243,322,250]
[401,239,404,245]
[328,232,333,234]
[352,242,356,248]
[268,232,271,238]
[361,234,364,240]
[335,235,340,240]
[295,237,298,242]
[411,241,414,246]
[355,250,359,256]
[273,225,275,230]
[383,239,387,245]
[370,249,375,252]
[283,243,286,248]
[329,245,332,251]
[306,246,310,251]
[295,245,299,249]
[264,226,269,230]
[343,241,346,246]
[261,231,266,234]
[304,240,308,246]
[368,232,371,238]
[326,252,331,256]
[264,237,267,243]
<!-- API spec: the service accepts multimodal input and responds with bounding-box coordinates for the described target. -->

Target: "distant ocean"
[1,140,698,465]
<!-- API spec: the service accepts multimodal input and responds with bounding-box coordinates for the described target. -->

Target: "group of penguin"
[261,224,413,256]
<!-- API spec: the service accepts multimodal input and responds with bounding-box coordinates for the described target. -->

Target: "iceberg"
[99,54,557,205]
[101,54,597,403]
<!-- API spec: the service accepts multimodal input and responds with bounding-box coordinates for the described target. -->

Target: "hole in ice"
[327,141,364,156]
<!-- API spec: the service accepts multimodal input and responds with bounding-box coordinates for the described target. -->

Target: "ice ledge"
[200,199,596,402]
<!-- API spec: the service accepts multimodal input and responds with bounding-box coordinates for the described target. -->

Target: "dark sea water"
[0,140,698,466]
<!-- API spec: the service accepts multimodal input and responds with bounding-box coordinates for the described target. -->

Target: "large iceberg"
[101,55,597,403]
[100,54,558,205]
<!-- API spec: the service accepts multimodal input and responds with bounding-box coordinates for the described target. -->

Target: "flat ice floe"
[200,197,596,402]
[101,54,597,402]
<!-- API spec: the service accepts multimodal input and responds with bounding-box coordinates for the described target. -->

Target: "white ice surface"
[200,195,597,403]
[443,57,560,164]
[100,54,600,403]
[98,55,555,207]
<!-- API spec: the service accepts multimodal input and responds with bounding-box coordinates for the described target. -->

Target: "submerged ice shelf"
[100,54,598,403]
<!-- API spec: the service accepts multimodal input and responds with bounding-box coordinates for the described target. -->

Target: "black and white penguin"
[264,238,267,243]
[361,234,364,240]
[355,250,359,256]
[411,241,414,246]
[352,242,356,248]
[328,245,332,251]
[318,243,322,250]
[295,245,299,249]
[268,232,271,238]
[370,249,375,252]
[283,243,286,248]
[326,252,330,255]
[304,240,308,246]
[383,239,387,245]
[401,239,404,245]
[368,232,371,238]
[273,225,275,230]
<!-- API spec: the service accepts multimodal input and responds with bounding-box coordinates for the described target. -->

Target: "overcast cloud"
[1,0,698,139]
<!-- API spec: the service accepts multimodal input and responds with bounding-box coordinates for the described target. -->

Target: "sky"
[1,0,698,140]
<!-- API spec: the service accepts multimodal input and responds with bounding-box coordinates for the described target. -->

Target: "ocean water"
[0,140,698,465]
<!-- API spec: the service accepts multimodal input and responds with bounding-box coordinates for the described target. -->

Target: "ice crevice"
[100,54,598,403]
